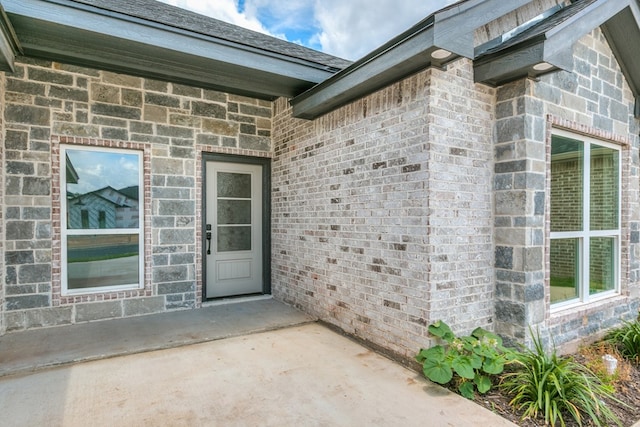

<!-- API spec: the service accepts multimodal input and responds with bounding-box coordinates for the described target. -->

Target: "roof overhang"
[0,4,21,72]
[1,0,342,100]
[475,0,640,118]
[291,0,531,120]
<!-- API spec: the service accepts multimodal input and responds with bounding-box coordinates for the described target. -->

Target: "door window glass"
[217,171,252,252]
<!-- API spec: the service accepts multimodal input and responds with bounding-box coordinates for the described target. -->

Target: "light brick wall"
[271,59,496,358]
[1,58,272,333]
[494,27,640,348]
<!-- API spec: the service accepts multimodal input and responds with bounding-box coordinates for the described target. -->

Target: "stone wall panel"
[1,60,272,332]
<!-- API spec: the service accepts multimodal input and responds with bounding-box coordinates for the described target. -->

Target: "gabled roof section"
[291,0,532,120]
[1,0,350,100]
[474,0,640,117]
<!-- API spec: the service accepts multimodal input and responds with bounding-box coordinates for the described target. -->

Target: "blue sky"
[66,149,140,195]
[157,0,460,60]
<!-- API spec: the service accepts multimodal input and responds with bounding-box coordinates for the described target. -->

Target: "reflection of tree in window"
[98,211,106,229]
[81,210,89,228]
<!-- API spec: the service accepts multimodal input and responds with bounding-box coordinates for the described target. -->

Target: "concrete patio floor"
[0,298,515,426]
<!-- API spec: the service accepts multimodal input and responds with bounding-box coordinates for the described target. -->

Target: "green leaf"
[474,375,492,394]
[416,347,434,363]
[469,353,483,370]
[422,357,453,384]
[459,381,475,399]
[452,355,475,379]
[417,345,445,362]
[428,321,455,342]
[471,327,489,339]
[482,357,505,375]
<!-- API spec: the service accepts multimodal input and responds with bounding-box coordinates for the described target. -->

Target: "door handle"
[206,224,212,255]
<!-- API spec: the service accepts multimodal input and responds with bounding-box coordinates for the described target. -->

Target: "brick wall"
[1,58,272,333]
[271,59,496,358]
[493,27,640,348]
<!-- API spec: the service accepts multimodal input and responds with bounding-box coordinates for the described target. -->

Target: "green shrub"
[416,320,513,399]
[606,317,640,364]
[501,331,621,427]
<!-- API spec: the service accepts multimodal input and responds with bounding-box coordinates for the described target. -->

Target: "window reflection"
[67,234,139,289]
[66,149,140,229]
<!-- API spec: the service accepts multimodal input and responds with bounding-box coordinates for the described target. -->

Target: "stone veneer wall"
[1,58,272,333]
[493,28,640,348]
[0,71,4,333]
[271,59,496,358]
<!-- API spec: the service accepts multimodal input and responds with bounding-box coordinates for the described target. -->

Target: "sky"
[156,0,460,60]
[66,149,140,195]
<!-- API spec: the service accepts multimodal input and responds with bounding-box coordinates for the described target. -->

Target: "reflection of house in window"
[67,186,139,229]
[81,209,89,228]
[65,153,79,184]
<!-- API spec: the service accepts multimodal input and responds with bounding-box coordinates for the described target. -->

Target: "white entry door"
[205,161,263,298]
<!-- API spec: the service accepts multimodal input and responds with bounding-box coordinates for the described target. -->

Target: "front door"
[205,161,264,298]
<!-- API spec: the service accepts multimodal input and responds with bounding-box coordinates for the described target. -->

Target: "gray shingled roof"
[69,0,351,71]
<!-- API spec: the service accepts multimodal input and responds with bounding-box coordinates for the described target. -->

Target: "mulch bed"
[464,343,640,426]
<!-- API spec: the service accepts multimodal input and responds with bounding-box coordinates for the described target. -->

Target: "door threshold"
[202,294,273,307]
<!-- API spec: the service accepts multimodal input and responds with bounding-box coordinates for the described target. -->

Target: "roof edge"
[291,0,531,120]
[0,3,21,71]
[291,15,439,119]
[17,0,342,73]
[4,0,343,99]
[474,0,640,109]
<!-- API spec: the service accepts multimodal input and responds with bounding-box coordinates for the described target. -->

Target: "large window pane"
[549,132,620,307]
[590,145,619,230]
[551,136,583,232]
[590,237,616,295]
[66,149,140,229]
[550,238,579,304]
[67,234,139,289]
[62,145,144,295]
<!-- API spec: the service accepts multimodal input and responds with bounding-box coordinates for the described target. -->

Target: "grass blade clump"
[501,330,621,427]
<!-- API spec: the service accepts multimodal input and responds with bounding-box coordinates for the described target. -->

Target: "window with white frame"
[549,130,620,307]
[61,145,144,295]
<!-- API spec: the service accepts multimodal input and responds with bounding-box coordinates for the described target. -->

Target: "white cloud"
[158,0,271,35]
[67,150,140,194]
[313,0,459,60]
[156,0,460,60]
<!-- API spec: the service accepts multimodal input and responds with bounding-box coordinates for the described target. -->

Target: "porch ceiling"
[0,0,349,100]
[474,0,640,117]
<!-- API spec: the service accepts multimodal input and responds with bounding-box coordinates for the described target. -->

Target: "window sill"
[549,293,627,323]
